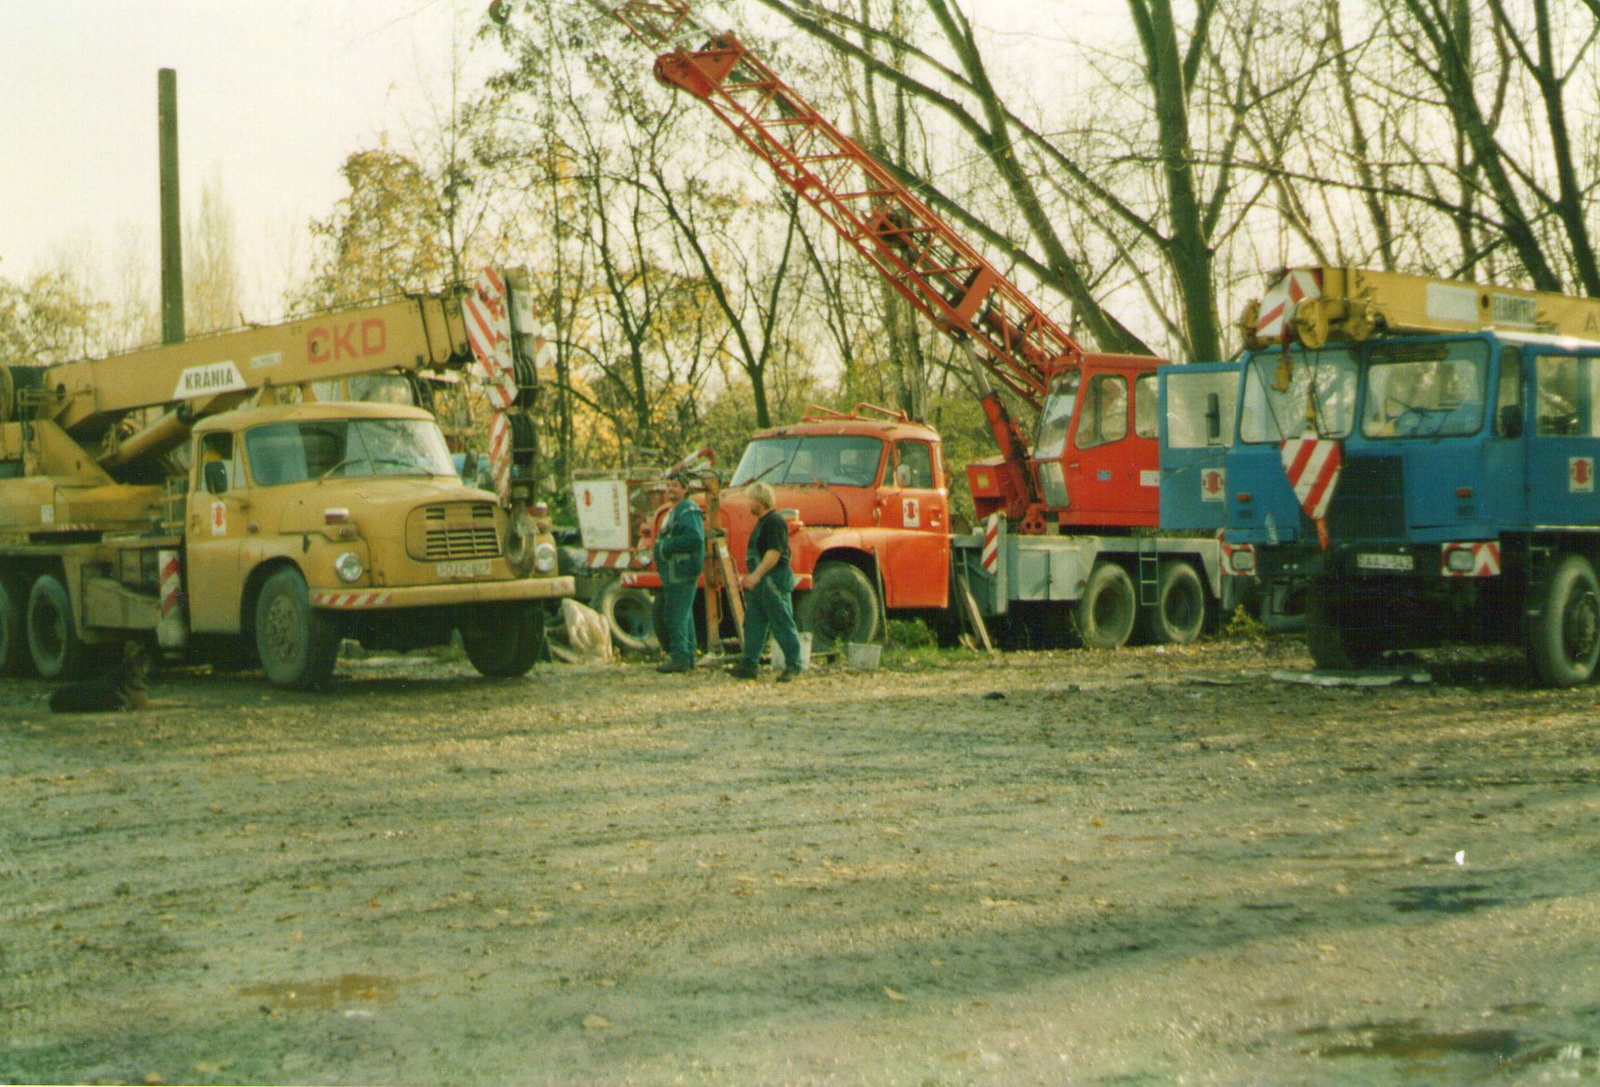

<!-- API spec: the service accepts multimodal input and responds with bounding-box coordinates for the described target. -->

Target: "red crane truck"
[582,0,1226,651]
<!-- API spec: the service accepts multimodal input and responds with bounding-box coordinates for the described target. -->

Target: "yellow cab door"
[185,431,250,632]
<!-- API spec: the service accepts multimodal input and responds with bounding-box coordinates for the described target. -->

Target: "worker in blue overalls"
[652,470,705,673]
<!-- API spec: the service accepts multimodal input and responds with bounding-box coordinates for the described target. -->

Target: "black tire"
[0,577,28,675]
[1075,562,1137,650]
[1305,582,1382,671]
[27,573,99,680]
[594,581,658,652]
[1527,554,1600,687]
[255,568,341,689]
[1140,560,1208,646]
[462,601,546,678]
[796,562,880,650]
[1261,579,1309,633]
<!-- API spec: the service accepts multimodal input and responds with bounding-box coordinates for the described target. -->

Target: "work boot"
[656,659,693,673]
[776,668,802,684]
[726,661,760,679]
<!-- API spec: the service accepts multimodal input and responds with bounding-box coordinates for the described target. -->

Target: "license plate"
[1357,552,1413,572]
[437,559,492,579]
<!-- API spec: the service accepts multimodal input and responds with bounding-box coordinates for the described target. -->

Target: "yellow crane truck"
[0,272,573,688]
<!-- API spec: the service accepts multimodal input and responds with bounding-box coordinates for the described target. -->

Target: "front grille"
[1325,455,1406,541]
[419,503,500,560]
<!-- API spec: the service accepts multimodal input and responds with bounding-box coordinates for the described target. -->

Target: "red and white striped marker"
[587,549,641,570]
[464,267,518,411]
[311,591,394,609]
[1281,434,1342,521]
[1255,268,1321,344]
[158,549,187,647]
[1441,542,1501,578]
[980,513,1000,575]
[488,411,512,505]
[1281,433,1342,550]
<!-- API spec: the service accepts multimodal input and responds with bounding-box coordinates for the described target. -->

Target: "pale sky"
[0,0,495,316]
[0,0,1125,321]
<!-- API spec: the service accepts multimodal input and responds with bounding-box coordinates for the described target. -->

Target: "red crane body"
[596,0,1165,531]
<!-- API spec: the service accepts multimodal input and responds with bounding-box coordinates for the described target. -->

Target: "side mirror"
[1499,404,1523,438]
[203,460,229,495]
[1205,392,1222,444]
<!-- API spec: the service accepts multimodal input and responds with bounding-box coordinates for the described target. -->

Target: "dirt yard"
[3,633,1600,1086]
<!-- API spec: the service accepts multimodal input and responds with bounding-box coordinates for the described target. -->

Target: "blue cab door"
[1524,349,1600,528]
[1158,362,1240,532]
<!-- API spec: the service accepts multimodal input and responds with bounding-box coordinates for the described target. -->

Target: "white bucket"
[846,642,881,670]
[770,632,812,671]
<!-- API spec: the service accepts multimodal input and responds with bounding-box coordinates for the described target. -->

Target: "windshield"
[730,435,884,487]
[1240,347,1358,443]
[1362,340,1489,438]
[1034,372,1079,459]
[244,418,457,486]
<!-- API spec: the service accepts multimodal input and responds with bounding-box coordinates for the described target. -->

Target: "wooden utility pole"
[159,68,184,345]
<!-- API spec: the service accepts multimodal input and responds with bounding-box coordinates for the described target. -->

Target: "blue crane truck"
[1202,266,1600,686]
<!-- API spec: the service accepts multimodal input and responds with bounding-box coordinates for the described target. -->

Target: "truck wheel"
[1305,583,1382,671]
[1076,562,1137,650]
[0,578,28,675]
[1140,560,1207,646]
[27,574,97,680]
[1527,554,1600,687]
[463,601,546,677]
[255,568,341,689]
[797,562,880,650]
[594,581,658,652]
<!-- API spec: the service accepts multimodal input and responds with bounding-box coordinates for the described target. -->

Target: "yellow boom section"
[38,295,472,436]
[1244,266,1600,350]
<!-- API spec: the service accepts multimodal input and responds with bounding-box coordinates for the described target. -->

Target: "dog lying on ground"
[49,643,151,713]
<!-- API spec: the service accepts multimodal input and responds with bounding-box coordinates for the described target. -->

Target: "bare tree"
[185,174,242,334]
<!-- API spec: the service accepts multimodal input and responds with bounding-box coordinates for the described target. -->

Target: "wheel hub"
[1563,588,1599,663]
[263,595,302,662]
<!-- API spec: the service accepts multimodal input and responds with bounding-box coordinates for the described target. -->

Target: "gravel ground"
[3,634,1600,1086]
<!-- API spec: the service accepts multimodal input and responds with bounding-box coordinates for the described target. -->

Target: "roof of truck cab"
[192,401,435,433]
[751,419,941,443]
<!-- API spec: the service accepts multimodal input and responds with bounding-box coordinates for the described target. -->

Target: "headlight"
[1227,546,1256,574]
[335,551,365,583]
[533,541,559,573]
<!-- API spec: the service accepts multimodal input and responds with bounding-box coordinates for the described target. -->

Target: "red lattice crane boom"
[588,0,1168,532]
[594,0,1077,412]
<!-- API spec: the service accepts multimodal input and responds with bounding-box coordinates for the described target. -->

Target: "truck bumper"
[311,575,575,610]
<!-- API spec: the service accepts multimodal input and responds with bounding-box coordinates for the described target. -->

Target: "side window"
[1133,374,1158,438]
[894,441,935,488]
[197,433,237,494]
[1076,374,1128,450]
[1496,347,1523,436]
[1536,355,1583,436]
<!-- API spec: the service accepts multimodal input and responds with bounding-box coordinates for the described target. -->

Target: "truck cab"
[1226,290,1600,683]
[184,401,561,684]
[632,406,950,649]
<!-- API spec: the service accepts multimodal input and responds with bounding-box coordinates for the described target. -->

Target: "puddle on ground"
[1302,1020,1521,1061]
[1390,883,1504,914]
[240,973,407,1009]
[1299,1019,1597,1077]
